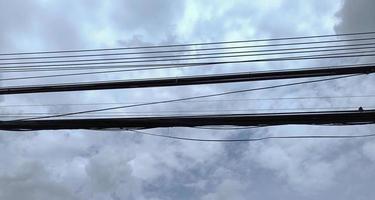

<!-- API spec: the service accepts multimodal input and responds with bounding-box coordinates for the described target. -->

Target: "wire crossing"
[1,31,375,133]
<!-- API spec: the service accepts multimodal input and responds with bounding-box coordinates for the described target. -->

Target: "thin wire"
[2,41,375,66]
[2,106,373,116]
[190,126,263,130]
[1,40,374,64]
[3,62,374,88]
[11,74,363,121]
[1,31,374,56]
[2,50,375,72]
[128,129,375,142]
[1,62,374,82]
[137,126,249,131]
[0,94,374,107]
[2,47,375,70]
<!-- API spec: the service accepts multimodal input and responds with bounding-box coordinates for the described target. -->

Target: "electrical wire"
[2,63,374,90]
[1,62,374,82]
[8,126,375,140]
[2,47,375,70]
[10,74,363,121]
[190,126,267,130]
[2,106,373,117]
[1,31,374,57]
[0,94,374,107]
[2,41,375,66]
[2,50,375,72]
[127,129,375,142]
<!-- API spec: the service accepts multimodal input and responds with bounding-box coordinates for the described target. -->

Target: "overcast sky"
[0,0,375,199]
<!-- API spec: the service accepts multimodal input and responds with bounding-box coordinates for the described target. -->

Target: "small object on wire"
[359,107,364,112]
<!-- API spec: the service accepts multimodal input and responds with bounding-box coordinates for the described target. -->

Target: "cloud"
[335,0,375,33]
[110,0,185,39]
[362,141,375,162]
[201,179,249,200]
[1,0,375,199]
[0,0,87,51]
[0,160,77,200]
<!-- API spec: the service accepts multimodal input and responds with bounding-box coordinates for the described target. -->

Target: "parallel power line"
[2,49,375,72]
[1,31,375,131]
[1,65,374,95]
[0,109,374,131]
[2,40,375,66]
[1,62,374,82]
[1,32,375,74]
[1,31,374,56]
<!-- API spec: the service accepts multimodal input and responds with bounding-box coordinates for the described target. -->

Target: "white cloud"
[202,179,249,200]
[0,0,374,199]
[362,141,375,162]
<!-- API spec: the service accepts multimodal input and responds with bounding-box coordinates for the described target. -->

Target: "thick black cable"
[2,109,375,130]
[1,31,375,57]
[1,64,374,95]
[10,74,362,121]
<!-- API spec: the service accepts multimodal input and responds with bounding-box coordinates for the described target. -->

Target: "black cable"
[190,126,262,130]
[2,63,373,92]
[1,62,374,82]
[191,126,268,130]
[1,31,374,56]
[2,50,375,72]
[128,129,375,142]
[11,74,363,121]
[4,106,372,114]
[2,45,375,69]
[2,41,375,66]
[8,126,375,140]
[1,40,374,64]
[3,106,374,117]
[0,66,182,80]
[0,93,374,107]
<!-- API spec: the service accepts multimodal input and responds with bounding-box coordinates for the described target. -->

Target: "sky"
[0,0,375,199]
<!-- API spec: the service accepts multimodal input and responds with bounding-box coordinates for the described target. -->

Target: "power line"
[10,74,363,121]
[2,50,375,72]
[1,31,374,56]
[2,47,375,70]
[2,40,375,66]
[128,129,375,142]
[1,109,375,130]
[3,106,375,117]
[1,64,374,95]
[0,94,374,107]
[1,62,374,82]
